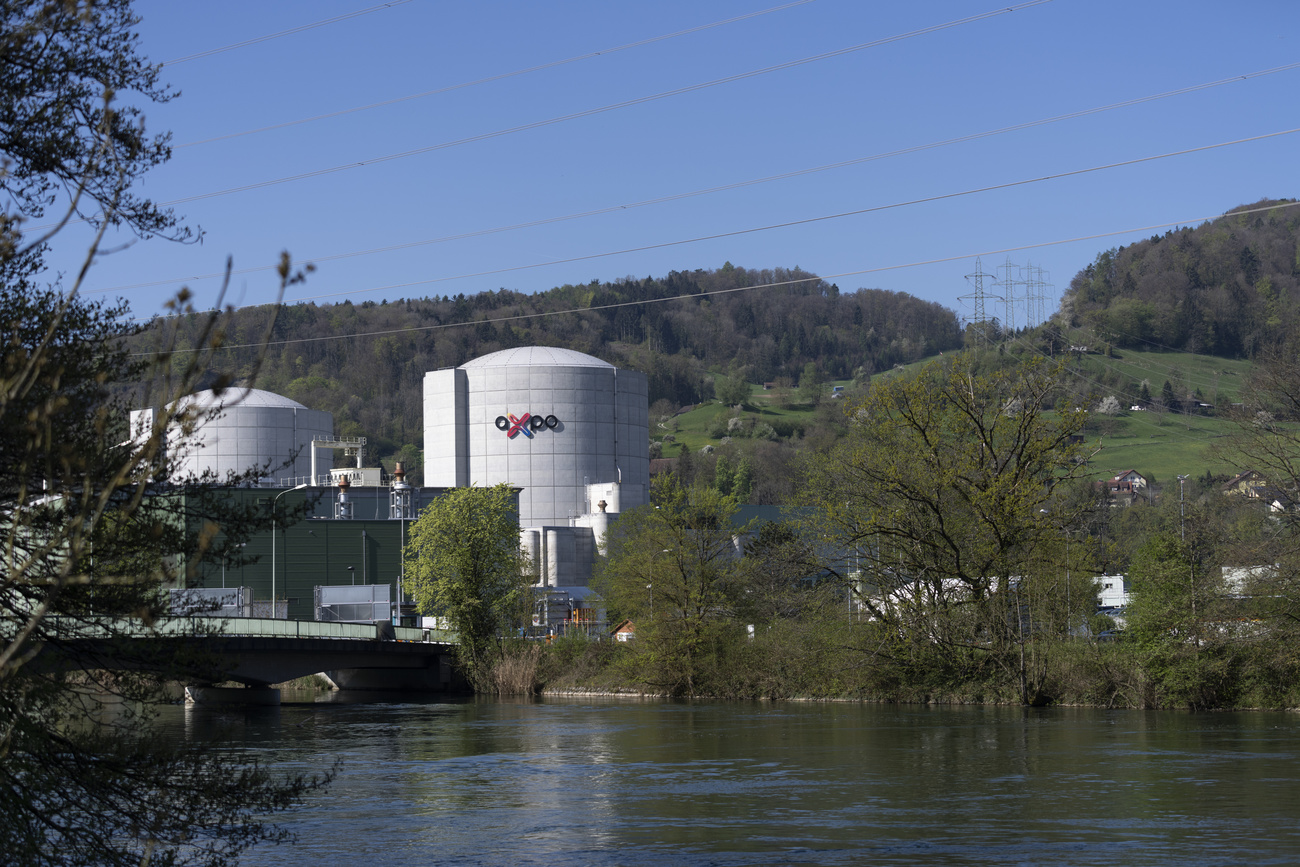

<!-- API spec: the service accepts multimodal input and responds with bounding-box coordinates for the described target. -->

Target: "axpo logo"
[495,412,560,439]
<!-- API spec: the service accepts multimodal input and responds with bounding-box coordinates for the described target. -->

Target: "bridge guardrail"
[43,616,457,644]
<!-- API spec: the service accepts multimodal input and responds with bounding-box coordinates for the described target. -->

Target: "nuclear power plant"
[148,346,649,624]
[423,345,649,585]
[131,387,335,483]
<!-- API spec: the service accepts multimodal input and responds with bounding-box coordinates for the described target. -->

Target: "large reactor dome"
[423,346,649,529]
[131,387,333,483]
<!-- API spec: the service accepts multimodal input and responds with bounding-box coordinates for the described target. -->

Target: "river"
[171,695,1300,866]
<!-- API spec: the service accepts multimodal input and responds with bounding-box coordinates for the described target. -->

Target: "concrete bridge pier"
[185,685,282,706]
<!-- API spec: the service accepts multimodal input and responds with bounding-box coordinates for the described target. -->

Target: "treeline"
[531,347,1300,709]
[1062,198,1300,356]
[139,264,961,470]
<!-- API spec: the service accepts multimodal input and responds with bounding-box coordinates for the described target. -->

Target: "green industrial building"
[188,485,461,622]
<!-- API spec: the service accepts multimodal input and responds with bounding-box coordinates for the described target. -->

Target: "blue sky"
[55,0,1300,330]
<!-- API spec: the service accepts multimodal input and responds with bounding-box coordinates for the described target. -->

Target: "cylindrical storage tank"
[135,387,333,484]
[520,529,542,584]
[589,509,610,557]
[424,347,648,529]
[545,529,561,588]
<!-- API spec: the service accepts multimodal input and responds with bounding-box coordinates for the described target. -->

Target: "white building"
[423,346,650,586]
[132,387,333,484]
[1096,574,1129,608]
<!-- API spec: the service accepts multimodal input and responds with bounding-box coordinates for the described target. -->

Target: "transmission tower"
[1023,263,1055,326]
[1039,267,1055,325]
[959,257,996,339]
[996,257,1022,333]
[1023,262,1042,326]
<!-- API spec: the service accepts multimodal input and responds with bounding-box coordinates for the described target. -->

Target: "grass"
[1081,412,1239,484]
[1075,348,1252,406]
[1071,345,1253,482]
[653,348,1254,483]
[654,382,835,457]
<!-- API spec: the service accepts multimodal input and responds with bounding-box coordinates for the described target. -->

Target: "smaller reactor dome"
[132,387,333,484]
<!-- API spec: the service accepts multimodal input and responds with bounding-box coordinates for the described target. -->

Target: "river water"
[171,695,1300,866]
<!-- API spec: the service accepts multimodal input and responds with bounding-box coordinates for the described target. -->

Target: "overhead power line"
[91,59,1300,297]
[139,200,1300,353]
[238,126,1300,306]
[161,1,417,65]
[175,0,819,148]
[145,1,1056,211]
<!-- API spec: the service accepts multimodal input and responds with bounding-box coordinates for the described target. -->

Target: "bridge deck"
[46,616,457,644]
[39,616,460,688]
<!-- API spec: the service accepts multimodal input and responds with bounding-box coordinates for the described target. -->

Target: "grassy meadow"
[652,347,1257,487]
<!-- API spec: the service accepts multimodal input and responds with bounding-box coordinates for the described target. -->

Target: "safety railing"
[42,615,456,644]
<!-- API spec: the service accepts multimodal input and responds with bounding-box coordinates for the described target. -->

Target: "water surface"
[171,697,1300,866]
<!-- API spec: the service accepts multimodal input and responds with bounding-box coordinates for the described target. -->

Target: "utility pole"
[1178,474,1189,540]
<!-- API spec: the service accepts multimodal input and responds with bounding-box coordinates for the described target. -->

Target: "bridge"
[38,616,461,705]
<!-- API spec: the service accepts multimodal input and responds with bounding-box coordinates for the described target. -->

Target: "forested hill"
[149,264,961,463]
[1061,198,1300,356]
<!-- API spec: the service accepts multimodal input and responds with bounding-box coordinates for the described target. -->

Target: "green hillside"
[1068,346,1253,483]
[1080,413,1238,484]
[1064,198,1300,357]
[656,346,1256,492]
[653,381,835,458]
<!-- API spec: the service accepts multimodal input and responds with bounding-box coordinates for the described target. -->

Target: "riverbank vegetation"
[512,345,1300,710]
[404,483,531,691]
[0,3,337,864]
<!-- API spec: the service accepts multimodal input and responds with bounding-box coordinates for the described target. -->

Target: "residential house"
[1223,470,1270,499]
[1107,470,1147,494]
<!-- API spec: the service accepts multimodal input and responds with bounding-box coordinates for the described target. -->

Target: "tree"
[403,483,529,690]
[1215,340,1300,650]
[595,475,752,695]
[1096,394,1122,416]
[1161,380,1180,413]
[1222,338,1300,507]
[797,361,823,406]
[801,352,1093,702]
[714,373,750,408]
[1125,533,1240,708]
[0,255,327,866]
[736,520,835,624]
[0,0,188,246]
[1,5,329,863]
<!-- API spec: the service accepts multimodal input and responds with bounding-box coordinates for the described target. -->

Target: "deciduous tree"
[801,352,1094,702]
[0,247,325,867]
[1,0,189,245]
[403,483,529,689]
[1,5,328,863]
[596,476,752,695]
[714,373,751,408]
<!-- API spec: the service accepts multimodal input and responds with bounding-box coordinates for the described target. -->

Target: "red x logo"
[506,412,533,438]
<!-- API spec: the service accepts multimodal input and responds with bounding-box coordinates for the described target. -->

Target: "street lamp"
[271,483,310,618]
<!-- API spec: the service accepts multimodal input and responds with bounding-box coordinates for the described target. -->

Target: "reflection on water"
[162,697,1300,866]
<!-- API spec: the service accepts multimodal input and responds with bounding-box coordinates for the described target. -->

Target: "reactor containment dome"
[131,387,333,484]
[422,346,649,531]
